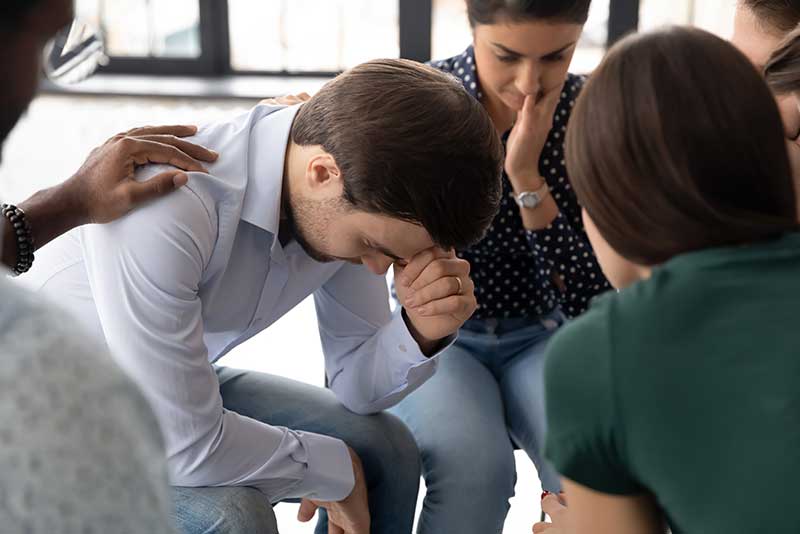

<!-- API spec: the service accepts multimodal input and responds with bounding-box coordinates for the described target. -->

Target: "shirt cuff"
[291,432,355,502]
[384,309,454,379]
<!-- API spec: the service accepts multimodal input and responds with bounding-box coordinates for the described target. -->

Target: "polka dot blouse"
[431,46,611,320]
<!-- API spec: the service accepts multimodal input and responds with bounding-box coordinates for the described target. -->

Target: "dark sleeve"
[543,297,643,495]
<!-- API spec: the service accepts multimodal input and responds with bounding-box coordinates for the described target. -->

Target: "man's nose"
[362,254,392,275]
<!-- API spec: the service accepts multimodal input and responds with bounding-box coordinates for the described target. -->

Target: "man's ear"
[306,152,341,186]
[305,152,343,198]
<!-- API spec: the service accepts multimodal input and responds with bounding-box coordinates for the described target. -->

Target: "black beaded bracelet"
[1,203,35,276]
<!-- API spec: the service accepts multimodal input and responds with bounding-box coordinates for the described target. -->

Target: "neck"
[481,90,516,134]
[280,139,305,243]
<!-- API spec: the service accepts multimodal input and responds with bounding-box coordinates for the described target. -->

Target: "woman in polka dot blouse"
[388,1,610,533]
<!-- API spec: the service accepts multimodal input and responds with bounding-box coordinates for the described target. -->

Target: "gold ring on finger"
[454,276,463,295]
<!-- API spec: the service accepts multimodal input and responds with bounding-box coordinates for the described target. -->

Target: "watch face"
[520,192,541,208]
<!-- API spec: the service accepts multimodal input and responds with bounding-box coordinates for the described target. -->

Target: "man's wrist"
[24,180,87,226]
[53,176,91,226]
[13,179,89,262]
[401,309,441,356]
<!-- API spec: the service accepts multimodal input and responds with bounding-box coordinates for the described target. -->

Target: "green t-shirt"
[544,232,800,533]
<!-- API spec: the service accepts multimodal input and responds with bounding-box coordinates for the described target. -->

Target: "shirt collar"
[432,45,484,101]
[240,104,300,237]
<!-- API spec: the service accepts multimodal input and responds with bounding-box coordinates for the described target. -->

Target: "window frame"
[95,0,640,78]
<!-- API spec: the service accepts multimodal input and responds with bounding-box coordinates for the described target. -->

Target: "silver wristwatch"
[514,181,550,209]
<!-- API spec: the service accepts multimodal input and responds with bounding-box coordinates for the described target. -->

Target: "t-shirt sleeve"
[543,298,644,495]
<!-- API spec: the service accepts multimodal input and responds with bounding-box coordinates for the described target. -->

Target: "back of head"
[291,58,504,250]
[566,26,797,266]
[466,0,592,25]
[741,0,800,34]
[765,26,800,93]
[0,0,44,32]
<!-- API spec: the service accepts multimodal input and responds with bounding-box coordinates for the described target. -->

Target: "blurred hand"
[259,92,311,106]
[64,124,218,224]
[395,247,476,347]
[297,447,370,534]
[533,493,569,533]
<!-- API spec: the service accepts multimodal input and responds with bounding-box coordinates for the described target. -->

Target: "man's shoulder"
[130,104,286,231]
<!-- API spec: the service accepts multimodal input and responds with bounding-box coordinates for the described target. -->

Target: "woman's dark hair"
[566,26,797,266]
[765,26,800,93]
[742,0,800,34]
[466,0,592,26]
[292,58,504,250]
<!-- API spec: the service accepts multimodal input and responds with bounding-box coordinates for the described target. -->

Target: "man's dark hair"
[291,58,504,250]
[566,26,797,266]
[742,0,800,33]
[0,0,45,31]
[466,0,592,26]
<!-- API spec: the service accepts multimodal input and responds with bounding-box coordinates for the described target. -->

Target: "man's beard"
[282,193,345,263]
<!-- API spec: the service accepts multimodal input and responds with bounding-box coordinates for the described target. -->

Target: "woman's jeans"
[389,310,565,534]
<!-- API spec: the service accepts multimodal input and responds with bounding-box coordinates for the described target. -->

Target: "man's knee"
[339,410,421,496]
[363,412,420,467]
[172,486,278,534]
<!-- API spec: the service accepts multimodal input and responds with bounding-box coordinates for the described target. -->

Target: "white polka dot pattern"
[431,46,611,319]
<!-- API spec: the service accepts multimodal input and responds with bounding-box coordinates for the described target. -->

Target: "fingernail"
[173,173,188,187]
[406,297,416,308]
[210,150,219,159]
[417,307,427,316]
[541,491,551,501]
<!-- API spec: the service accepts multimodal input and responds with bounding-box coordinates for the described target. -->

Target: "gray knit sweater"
[0,274,174,533]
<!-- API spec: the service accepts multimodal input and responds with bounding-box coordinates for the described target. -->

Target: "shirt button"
[398,344,407,353]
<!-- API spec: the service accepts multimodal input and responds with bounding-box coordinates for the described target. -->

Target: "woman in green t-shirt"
[533,26,800,534]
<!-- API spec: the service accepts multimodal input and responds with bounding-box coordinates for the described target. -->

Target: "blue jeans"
[389,310,565,534]
[172,367,421,534]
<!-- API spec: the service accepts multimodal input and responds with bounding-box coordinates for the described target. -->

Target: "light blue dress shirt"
[23,104,443,503]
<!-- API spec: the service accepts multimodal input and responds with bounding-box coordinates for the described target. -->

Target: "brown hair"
[765,26,800,93]
[742,0,800,34]
[566,26,797,266]
[291,58,504,250]
[466,0,592,26]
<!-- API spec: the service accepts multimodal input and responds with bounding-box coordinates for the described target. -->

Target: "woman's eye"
[496,54,519,63]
